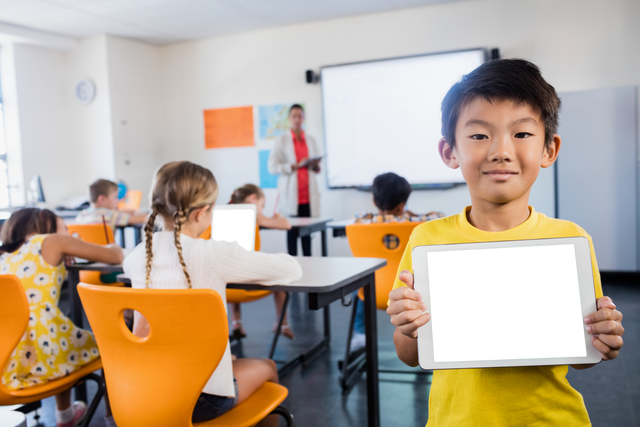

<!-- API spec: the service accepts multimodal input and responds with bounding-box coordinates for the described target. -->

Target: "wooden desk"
[286,217,332,256]
[70,256,386,427]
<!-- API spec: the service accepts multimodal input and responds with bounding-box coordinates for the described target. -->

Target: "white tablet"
[211,204,257,252]
[413,237,602,370]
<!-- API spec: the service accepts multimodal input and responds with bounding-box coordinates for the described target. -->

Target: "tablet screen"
[211,207,256,252]
[427,244,587,362]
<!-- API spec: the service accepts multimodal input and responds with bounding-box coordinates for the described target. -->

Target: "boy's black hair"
[289,104,304,114]
[441,58,561,149]
[372,173,412,211]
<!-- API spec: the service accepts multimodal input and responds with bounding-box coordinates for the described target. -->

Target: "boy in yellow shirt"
[387,59,625,426]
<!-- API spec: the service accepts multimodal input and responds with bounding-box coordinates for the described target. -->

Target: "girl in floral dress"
[1,208,123,427]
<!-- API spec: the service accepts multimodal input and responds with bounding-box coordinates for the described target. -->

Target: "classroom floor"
[20,279,640,427]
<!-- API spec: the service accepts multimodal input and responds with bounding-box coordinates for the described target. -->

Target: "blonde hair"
[144,161,219,288]
[230,184,264,204]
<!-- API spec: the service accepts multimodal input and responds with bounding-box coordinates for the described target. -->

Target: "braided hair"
[144,161,218,288]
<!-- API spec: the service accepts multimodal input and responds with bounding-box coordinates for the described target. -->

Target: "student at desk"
[124,161,301,424]
[350,172,443,351]
[0,208,123,427]
[75,179,147,230]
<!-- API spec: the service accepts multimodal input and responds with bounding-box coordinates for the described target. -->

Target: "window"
[0,71,10,208]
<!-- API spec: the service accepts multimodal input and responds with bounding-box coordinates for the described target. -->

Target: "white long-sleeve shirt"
[123,232,302,397]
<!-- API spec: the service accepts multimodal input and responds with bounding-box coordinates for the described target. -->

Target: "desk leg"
[364,274,380,427]
[321,230,328,257]
[324,304,331,341]
[68,269,87,402]
[134,227,142,246]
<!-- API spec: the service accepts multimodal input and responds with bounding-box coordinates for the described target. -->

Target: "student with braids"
[229,184,295,340]
[123,161,302,425]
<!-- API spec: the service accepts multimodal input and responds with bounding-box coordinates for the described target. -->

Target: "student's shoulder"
[409,214,458,246]
[535,212,591,239]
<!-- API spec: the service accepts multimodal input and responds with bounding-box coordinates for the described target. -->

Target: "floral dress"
[1,235,99,390]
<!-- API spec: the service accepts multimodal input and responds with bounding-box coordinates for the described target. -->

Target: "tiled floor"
[15,280,640,427]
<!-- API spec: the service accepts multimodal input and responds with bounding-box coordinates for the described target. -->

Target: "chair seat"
[196,382,288,427]
[226,289,271,304]
[0,359,102,405]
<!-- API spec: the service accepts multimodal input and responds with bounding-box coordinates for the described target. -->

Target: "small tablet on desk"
[211,204,257,252]
[413,237,602,370]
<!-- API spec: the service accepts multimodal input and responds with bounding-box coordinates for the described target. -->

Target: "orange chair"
[117,190,142,211]
[77,283,294,427]
[0,275,104,426]
[67,223,124,287]
[341,222,429,390]
[346,222,421,310]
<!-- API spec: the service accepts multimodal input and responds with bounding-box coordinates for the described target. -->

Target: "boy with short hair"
[351,172,443,351]
[75,179,147,230]
[355,172,443,225]
[387,59,624,426]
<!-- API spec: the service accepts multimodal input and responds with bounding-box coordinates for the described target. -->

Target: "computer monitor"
[28,175,45,204]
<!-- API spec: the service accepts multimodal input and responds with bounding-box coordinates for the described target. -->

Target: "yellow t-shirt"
[393,206,602,427]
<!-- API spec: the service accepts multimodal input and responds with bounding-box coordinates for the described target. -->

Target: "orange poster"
[203,106,254,149]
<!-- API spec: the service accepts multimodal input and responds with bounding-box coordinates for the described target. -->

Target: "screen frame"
[320,47,488,190]
[412,237,602,370]
[211,204,257,252]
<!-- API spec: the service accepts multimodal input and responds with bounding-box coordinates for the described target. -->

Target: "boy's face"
[96,190,120,210]
[439,98,560,206]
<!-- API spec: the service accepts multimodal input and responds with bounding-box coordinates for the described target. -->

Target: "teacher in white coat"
[268,104,321,256]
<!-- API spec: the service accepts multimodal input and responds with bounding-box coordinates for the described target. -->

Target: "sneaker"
[350,332,366,352]
[56,401,87,427]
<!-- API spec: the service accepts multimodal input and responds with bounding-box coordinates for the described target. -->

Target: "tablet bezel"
[211,204,257,252]
[413,237,602,370]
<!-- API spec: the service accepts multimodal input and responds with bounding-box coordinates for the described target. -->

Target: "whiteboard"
[321,49,486,188]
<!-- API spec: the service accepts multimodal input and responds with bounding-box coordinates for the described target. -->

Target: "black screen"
[431,248,583,360]
[215,212,251,247]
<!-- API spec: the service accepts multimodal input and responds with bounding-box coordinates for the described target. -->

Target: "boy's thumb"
[398,269,414,290]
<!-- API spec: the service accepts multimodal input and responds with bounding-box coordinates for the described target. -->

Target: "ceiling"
[0,0,468,45]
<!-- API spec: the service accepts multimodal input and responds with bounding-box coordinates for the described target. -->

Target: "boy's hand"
[584,296,624,361]
[386,270,430,339]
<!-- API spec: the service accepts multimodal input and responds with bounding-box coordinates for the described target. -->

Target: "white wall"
[106,37,161,207]
[0,44,25,206]
[63,36,116,194]
[157,0,640,228]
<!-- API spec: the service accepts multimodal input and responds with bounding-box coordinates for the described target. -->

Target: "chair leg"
[77,372,105,427]
[268,292,290,360]
[270,406,295,427]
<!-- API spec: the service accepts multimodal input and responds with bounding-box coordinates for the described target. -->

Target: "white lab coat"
[268,131,321,217]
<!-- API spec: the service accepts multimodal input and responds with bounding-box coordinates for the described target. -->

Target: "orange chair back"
[67,223,115,245]
[346,222,422,310]
[0,275,29,402]
[67,224,119,286]
[78,284,229,427]
[117,190,142,211]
